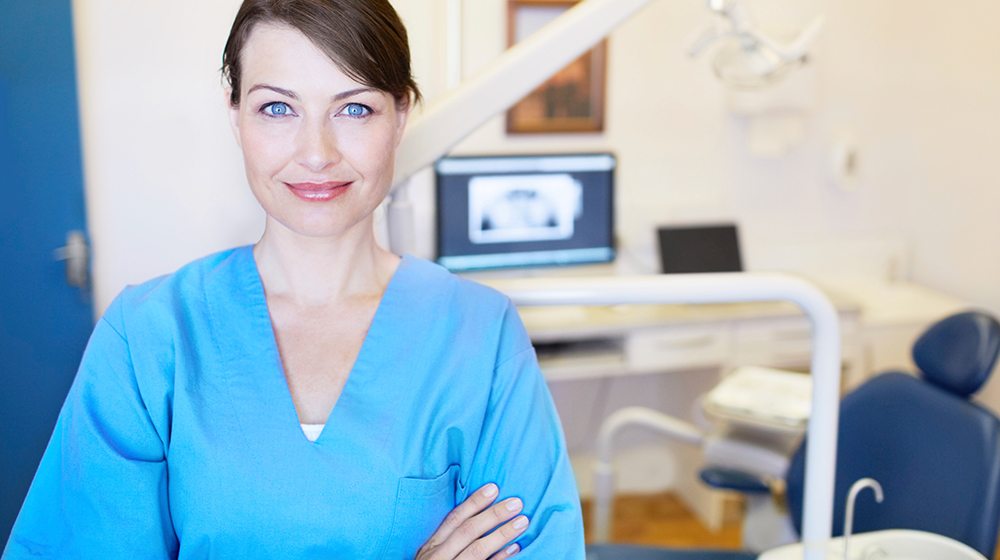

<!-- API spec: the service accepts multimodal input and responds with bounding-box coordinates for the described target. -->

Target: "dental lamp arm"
[386,0,657,255]
[390,0,657,193]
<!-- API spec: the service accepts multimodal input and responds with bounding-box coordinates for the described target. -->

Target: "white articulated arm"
[386,0,658,255]
[593,407,705,542]
[390,0,658,190]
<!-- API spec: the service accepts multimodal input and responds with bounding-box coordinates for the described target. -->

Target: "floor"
[581,492,742,549]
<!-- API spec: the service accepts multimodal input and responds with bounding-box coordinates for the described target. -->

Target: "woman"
[3,1,584,558]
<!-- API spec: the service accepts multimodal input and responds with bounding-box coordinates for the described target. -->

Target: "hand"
[415,483,530,560]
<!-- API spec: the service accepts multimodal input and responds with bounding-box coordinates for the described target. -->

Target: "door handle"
[54,230,89,289]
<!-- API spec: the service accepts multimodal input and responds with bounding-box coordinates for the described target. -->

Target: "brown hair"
[222,0,421,109]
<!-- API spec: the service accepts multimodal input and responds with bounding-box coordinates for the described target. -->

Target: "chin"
[271,208,374,240]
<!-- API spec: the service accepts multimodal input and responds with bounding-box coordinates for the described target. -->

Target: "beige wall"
[75,0,1000,405]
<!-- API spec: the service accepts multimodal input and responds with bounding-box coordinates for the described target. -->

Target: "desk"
[519,293,864,388]
[517,279,968,388]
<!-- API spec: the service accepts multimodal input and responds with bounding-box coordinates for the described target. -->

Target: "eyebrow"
[246,84,379,103]
[332,87,379,102]
[247,84,298,99]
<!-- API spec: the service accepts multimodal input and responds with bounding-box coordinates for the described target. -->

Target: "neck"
[253,215,400,306]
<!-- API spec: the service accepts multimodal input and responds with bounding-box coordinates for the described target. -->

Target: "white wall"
[75,1,1000,404]
[73,0,259,313]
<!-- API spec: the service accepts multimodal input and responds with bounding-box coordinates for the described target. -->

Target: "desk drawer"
[626,324,731,371]
[737,317,812,342]
[733,318,812,367]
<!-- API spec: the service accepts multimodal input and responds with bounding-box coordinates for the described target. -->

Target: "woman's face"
[229,24,408,239]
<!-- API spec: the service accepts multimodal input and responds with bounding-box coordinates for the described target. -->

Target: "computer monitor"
[435,153,616,272]
[656,223,743,274]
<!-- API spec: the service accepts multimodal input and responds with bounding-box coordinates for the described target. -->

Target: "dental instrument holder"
[843,479,884,560]
[489,272,841,560]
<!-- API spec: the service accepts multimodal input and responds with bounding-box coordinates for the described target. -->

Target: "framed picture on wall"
[506,0,606,134]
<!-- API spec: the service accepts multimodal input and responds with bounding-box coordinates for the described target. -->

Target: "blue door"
[0,0,93,545]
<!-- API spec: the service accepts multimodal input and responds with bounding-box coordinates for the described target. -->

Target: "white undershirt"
[301,423,325,442]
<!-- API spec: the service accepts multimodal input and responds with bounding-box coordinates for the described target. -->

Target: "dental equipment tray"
[704,366,812,432]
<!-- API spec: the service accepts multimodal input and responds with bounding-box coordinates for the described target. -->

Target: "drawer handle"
[654,335,716,349]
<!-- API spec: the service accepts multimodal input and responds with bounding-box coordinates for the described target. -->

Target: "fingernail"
[513,515,529,530]
[505,498,522,512]
[482,484,498,498]
[505,543,520,556]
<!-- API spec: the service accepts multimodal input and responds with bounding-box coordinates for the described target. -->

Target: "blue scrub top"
[4,247,584,559]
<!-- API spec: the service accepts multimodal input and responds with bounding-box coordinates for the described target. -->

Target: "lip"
[285,181,351,202]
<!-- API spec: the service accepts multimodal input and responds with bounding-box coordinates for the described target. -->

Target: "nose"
[295,116,341,172]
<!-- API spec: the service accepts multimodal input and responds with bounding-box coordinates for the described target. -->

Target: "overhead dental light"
[687,0,825,89]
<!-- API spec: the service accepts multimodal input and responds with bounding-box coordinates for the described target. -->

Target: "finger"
[488,542,521,559]
[423,483,500,549]
[459,514,529,560]
[434,497,523,559]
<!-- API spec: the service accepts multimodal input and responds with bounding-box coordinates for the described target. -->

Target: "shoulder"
[395,256,532,365]
[396,256,509,308]
[103,246,248,336]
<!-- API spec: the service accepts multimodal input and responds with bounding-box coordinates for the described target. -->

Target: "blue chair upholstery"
[914,311,1000,398]
[786,311,1000,558]
[699,467,770,494]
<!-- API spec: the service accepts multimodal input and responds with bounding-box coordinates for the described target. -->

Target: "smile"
[285,181,352,202]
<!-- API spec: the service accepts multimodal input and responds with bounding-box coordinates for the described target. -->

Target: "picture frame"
[506,0,606,134]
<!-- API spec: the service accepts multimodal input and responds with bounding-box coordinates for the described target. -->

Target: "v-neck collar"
[206,246,412,448]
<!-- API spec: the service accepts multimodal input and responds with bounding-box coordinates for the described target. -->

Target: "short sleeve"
[462,303,585,558]
[3,295,178,559]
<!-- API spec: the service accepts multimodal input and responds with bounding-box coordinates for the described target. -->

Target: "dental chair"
[587,310,1000,560]
[783,310,1000,558]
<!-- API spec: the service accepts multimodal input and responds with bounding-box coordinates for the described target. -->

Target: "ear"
[226,88,243,149]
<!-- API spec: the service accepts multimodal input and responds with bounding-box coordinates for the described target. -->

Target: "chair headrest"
[913,311,1000,397]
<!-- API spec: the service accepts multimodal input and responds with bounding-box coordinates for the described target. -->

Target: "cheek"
[341,125,398,181]
[239,120,295,178]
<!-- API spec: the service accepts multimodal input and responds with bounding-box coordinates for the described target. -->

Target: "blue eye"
[343,103,371,117]
[262,102,290,116]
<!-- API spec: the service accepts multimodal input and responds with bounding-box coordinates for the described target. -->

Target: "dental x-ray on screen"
[468,173,582,244]
[436,153,615,271]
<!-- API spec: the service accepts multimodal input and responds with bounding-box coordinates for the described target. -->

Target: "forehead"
[240,23,358,91]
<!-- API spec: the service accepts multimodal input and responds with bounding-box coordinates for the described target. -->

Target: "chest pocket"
[380,465,460,560]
